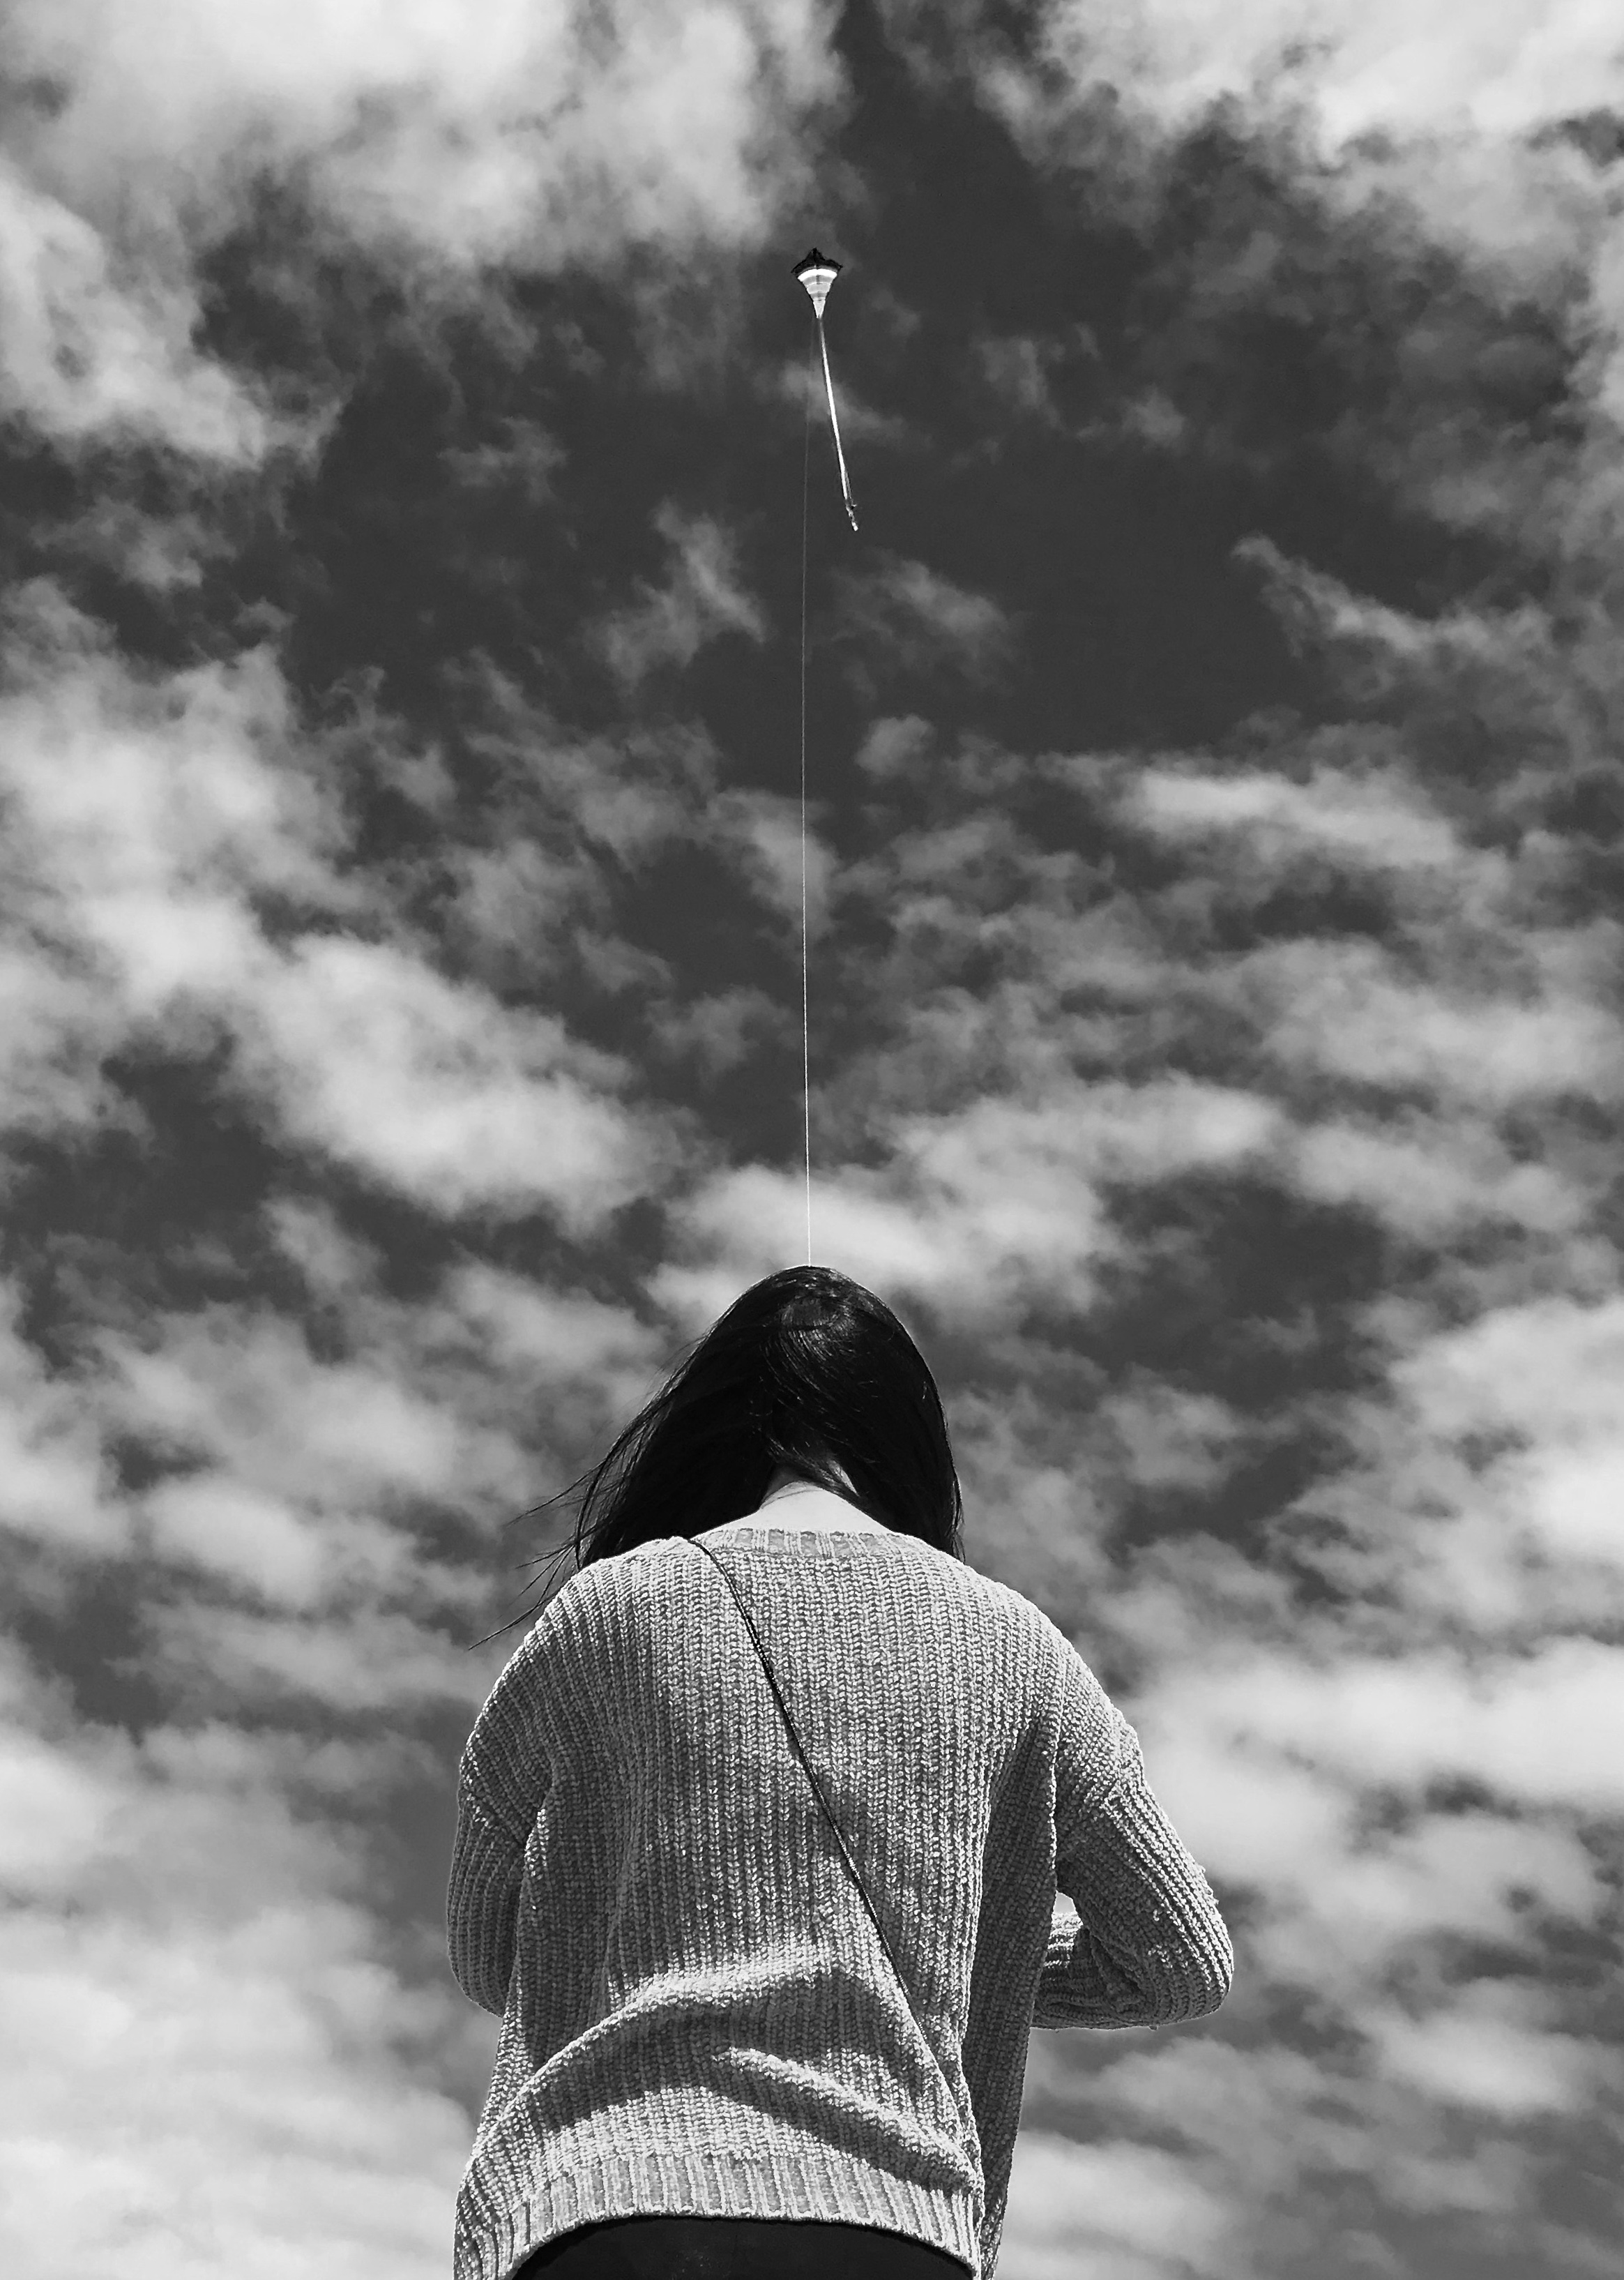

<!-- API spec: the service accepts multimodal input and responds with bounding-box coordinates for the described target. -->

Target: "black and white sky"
[3,3,1622,2274]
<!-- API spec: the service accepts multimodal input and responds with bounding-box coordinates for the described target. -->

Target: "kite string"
[800,318,814,1269]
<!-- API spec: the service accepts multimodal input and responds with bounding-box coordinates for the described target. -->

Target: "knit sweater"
[447,1518,1234,2280]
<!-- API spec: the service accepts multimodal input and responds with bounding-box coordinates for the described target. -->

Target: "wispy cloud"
[595,501,769,688]
[833,554,1017,697]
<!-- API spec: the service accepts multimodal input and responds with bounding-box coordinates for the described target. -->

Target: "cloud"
[852,714,936,781]
[1367,1986,1601,2120]
[1005,2131,1237,2271]
[1246,934,1624,1106]
[21,1223,670,1709]
[948,10,1624,562]
[1237,535,1564,708]
[0,592,689,1229]
[239,933,677,1226]
[0,0,844,451]
[0,1696,479,2274]
[1129,757,1466,873]
[0,1281,115,1569]
[665,1077,1284,1331]
[833,554,1017,695]
[0,157,276,458]
[999,0,1624,153]
[1286,1109,1592,1239]
[1394,1290,1624,1446]
[595,501,769,688]
[1181,1636,1624,1820]
[7,0,842,264]
[0,600,351,1145]
[439,1255,660,1382]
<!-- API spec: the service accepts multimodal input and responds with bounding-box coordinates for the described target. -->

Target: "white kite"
[794,247,859,534]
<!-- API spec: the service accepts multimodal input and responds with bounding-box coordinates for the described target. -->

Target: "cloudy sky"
[3,1,1623,2274]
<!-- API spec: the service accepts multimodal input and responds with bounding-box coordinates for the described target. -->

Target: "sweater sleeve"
[446,1622,557,2016]
[1033,1638,1234,2030]
[447,1769,526,2016]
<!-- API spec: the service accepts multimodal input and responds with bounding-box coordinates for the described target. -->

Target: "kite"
[794,248,859,534]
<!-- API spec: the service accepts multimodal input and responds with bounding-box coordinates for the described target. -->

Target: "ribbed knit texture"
[448,1521,1234,2280]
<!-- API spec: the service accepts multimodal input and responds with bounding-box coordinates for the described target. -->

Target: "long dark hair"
[468,1266,964,1649]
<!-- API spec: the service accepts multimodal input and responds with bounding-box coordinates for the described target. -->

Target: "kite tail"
[817,317,859,534]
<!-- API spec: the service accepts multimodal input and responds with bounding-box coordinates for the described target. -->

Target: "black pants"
[513,2215,973,2278]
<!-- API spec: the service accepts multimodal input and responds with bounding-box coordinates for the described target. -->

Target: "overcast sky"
[2,3,1622,2276]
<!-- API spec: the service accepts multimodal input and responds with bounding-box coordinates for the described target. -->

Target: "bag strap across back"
[686,1530,982,2258]
[686,1534,971,2097]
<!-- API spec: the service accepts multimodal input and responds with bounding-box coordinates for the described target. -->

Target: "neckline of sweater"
[686,1521,916,1552]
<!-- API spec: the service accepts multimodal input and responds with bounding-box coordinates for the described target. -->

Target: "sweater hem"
[456,2141,983,2280]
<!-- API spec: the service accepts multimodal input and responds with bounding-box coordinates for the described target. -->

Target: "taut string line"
[800,316,814,1267]
[791,247,858,1269]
